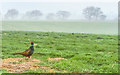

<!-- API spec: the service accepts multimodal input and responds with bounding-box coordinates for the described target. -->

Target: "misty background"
[0,1,118,35]
[0,2,118,21]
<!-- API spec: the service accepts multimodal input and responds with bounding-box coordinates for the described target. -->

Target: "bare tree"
[83,6,106,20]
[94,7,103,20]
[25,10,43,20]
[4,9,19,20]
[56,11,71,19]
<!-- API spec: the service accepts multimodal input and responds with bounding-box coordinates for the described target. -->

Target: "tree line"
[1,6,107,21]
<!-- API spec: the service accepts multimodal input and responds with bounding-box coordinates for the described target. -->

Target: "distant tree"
[25,10,43,20]
[93,7,103,20]
[83,6,106,20]
[83,6,94,20]
[56,11,71,19]
[99,15,106,20]
[4,9,19,19]
[46,13,56,20]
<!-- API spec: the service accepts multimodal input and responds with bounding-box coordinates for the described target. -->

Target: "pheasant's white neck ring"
[31,45,34,46]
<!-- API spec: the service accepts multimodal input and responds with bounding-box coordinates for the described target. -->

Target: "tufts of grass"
[2,31,118,73]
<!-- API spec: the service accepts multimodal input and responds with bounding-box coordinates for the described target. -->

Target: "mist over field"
[2,21,118,35]
[0,1,118,35]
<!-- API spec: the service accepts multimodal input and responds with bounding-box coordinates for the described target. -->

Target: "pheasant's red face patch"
[31,42,33,44]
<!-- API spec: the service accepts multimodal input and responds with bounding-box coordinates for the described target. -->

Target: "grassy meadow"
[2,31,118,73]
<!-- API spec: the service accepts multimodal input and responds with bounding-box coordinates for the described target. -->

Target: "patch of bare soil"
[48,58,66,61]
[0,58,67,73]
[0,58,50,73]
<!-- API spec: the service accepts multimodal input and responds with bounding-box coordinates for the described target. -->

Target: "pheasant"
[13,42,34,58]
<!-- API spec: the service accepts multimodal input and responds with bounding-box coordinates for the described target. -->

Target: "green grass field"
[2,31,118,73]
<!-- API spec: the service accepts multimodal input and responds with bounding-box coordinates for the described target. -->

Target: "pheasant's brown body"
[13,42,34,58]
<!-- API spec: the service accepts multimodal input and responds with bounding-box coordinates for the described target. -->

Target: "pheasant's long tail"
[12,52,24,55]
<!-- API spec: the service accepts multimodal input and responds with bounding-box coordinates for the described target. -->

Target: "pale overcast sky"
[0,0,118,20]
[1,0,119,3]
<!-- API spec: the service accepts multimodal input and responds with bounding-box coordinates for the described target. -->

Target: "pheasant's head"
[31,42,34,45]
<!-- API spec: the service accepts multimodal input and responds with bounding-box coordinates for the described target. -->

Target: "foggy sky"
[1,1,118,20]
